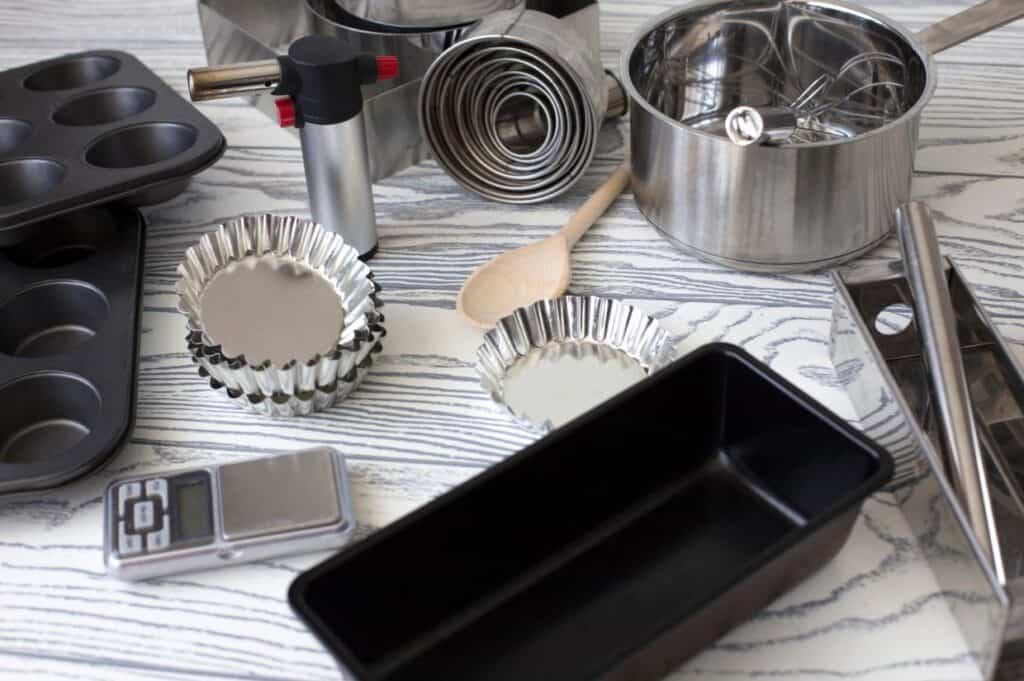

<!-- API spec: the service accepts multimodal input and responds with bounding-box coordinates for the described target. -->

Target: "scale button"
[144,478,168,508]
[117,482,142,518]
[132,500,156,533]
[147,522,171,553]
[118,522,143,556]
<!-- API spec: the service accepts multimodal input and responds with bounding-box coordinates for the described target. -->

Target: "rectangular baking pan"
[289,343,893,680]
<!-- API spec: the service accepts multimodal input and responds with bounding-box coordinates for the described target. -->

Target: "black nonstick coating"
[0,204,144,494]
[289,343,893,680]
[0,50,225,245]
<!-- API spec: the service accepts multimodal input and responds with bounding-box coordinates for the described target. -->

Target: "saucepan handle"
[917,0,1024,55]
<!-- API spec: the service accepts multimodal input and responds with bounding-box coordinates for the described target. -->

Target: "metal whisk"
[641,1,919,145]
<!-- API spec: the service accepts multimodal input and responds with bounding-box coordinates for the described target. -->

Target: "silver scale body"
[104,447,355,581]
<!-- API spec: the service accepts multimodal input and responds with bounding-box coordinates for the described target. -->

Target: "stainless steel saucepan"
[620,0,1024,272]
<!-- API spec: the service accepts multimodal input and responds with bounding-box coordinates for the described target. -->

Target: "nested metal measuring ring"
[421,40,598,203]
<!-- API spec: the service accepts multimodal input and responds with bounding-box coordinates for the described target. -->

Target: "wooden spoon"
[457,163,631,329]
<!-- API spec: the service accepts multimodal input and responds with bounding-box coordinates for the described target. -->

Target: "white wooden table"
[1,1,1022,679]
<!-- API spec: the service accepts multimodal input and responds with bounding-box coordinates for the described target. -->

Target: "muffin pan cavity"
[24,55,120,91]
[86,122,197,168]
[0,373,101,463]
[0,204,144,493]
[0,159,66,207]
[0,50,224,245]
[0,281,109,358]
[53,87,156,127]
[0,119,32,154]
[3,206,119,268]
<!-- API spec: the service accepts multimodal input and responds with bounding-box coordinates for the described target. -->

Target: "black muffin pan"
[0,50,224,245]
[0,204,144,494]
[289,344,893,681]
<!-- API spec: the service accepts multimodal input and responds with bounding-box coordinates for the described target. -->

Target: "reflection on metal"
[476,296,675,432]
[831,260,1024,678]
[897,202,1002,579]
[327,0,523,32]
[501,341,647,429]
[198,0,453,181]
[197,0,601,184]
[419,7,618,203]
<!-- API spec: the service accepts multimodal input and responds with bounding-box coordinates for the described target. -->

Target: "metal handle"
[917,0,1024,55]
[187,59,281,101]
[896,201,1003,580]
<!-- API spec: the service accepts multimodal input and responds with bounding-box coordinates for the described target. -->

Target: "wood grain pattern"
[1,1,1023,679]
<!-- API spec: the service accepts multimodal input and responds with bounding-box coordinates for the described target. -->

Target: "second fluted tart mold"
[476,296,675,431]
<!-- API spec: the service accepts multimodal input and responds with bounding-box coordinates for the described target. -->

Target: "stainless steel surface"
[830,258,1024,677]
[197,0,454,181]
[419,7,611,203]
[830,262,1010,680]
[604,70,628,119]
[626,1,931,143]
[300,117,378,255]
[621,0,1024,272]
[219,447,341,541]
[187,59,281,101]
[328,0,523,31]
[305,0,479,52]
[896,201,1002,578]
[176,214,385,417]
[104,447,355,581]
[197,0,605,187]
[496,72,626,153]
[185,53,379,255]
[724,106,798,146]
[918,0,1024,53]
[197,255,346,366]
[476,296,675,431]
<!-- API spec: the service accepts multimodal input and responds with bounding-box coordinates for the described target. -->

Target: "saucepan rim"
[618,0,939,149]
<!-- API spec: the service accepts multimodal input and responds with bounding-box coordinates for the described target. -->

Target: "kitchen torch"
[188,37,398,259]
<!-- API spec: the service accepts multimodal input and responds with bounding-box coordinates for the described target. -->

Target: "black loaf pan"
[0,50,224,245]
[0,204,144,494]
[289,343,893,680]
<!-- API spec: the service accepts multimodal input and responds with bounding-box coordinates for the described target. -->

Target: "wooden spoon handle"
[559,163,631,247]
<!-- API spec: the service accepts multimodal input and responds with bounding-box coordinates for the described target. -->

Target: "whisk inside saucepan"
[621,0,1024,271]
[638,1,923,145]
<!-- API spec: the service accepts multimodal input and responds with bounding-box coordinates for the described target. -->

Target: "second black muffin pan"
[0,50,225,245]
[289,344,893,681]
[0,204,145,494]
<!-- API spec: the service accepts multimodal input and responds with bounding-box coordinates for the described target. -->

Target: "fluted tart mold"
[476,295,675,431]
[175,213,385,416]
